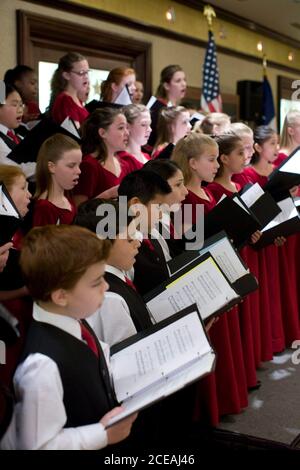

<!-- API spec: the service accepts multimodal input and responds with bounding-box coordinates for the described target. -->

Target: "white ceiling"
[207,0,300,43]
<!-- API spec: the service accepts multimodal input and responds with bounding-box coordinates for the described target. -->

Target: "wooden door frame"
[16,10,152,100]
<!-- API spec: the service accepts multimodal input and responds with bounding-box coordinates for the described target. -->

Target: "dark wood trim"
[21,0,300,74]
[176,0,300,50]
[17,10,152,100]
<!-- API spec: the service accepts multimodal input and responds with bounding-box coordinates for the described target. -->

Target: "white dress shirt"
[88,265,137,347]
[0,124,36,178]
[151,212,172,268]
[0,303,111,450]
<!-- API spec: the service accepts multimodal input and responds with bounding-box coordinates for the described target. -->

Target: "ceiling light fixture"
[166,7,176,22]
[257,41,263,52]
[288,52,294,61]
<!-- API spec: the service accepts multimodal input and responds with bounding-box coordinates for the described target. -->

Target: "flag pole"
[203,5,216,31]
[201,4,222,113]
[263,54,267,77]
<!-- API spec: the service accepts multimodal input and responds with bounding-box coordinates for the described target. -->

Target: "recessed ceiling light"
[166,7,176,22]
[257,41,263,52]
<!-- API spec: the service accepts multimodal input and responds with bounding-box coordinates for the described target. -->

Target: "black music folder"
[264,146,300,201]
[155,143,175,160]
[239,183,281,228]
[0,183,22,245]
[85,100,123,113]
[144,250,258,324]
[253,196,300,249]
[168,230,249,278]
[106,304,215,427]
[203,194,261,248]
[7,117,81,164]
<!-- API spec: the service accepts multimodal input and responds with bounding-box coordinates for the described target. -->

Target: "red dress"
[118,151,150,172]
[74,154,131,199]
[274,151,288,167]
[183,187,248,424]
[207,181,241,202]
[23,100,41,122]
[241,167,288,354]
[52,92,89,125]
[207,181,259,387]
[32,198,77,226]
[232,171,252,188]
[238,167,268,187]
[273,152,300,345]
[183,188,216,225]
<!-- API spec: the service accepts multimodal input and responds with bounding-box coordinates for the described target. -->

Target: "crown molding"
[22,0,300,73]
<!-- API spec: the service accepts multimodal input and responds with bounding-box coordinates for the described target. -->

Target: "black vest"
[0,131,17,151]
[105,272,153,331]
[20,319,117,428]
[157,222,185,258]
[133,237,170,297]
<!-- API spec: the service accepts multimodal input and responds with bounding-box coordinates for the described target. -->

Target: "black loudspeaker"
[237,80,263,122]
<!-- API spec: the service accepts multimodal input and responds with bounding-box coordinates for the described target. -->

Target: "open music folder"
[113,85,132,106]
[7,116,81,164]
[253,196,300,249]
[239,182,281,228]
[202,193,261,248]
[60,117,81,138]
[106,304,215,427]
[144,244,258,324]
[0,183,22,245]
[169,230,251,281]
[264,146,300,201]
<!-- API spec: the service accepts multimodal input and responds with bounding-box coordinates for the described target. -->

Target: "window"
[38,61,109,113]
[17,10,152,107]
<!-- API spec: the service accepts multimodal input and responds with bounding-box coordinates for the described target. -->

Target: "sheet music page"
[107,351,215,427]
[217,194,227,204]
[110,311,209,402]
[147,257,239,322]
[294,197,300,208]
[0,186,19,217]
[262,197,299,231]
[279,149,300,174]
[60,117,80,137]
[240,183,265,207]
[114,86,132,105]
[146,95,157,109]
[200,237,248,282]
[232,195,251,213]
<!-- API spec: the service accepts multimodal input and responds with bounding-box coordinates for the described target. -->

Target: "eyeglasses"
[70,70,90,77]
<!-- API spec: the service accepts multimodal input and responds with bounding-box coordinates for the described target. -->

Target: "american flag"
[201,30,222,112]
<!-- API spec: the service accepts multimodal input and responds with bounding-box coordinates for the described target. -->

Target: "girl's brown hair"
[214,133,242,176]
[101,67,135,102]
[156,65,183,100]
[154,106,186,150]
[81,108,124,163]
[35,133,81,199]
[172,133,217,183]
[49,52,86,111]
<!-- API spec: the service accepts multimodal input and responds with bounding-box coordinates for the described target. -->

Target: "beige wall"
[0,0,298,108]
